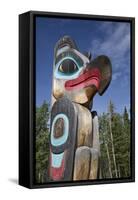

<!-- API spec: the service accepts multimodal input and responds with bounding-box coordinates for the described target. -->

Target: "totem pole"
[48,36,112,181]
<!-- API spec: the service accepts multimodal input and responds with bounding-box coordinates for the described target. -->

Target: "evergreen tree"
[35,100,131,182]
[99,113,113,178]
[108,100,118,178]
[35,101,50,183]
[99,101,131,179]
[122,107,130,177]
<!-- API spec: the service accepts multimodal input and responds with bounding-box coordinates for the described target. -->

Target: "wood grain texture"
[72,108,100,180]
[53,79,98,106]
[48,97,78,181]
[89,148,99,179]
[73,146,91,180]
[51,95,56,108]
[49,98,101,181]
[74,103,93,147]
[92,111,100,152]
[49,36,111,181]
[54,118,64,138]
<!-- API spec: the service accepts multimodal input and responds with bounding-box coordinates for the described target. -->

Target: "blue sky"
[36,17,131,115]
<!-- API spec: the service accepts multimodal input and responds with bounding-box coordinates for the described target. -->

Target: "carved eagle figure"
[48,36,112,181]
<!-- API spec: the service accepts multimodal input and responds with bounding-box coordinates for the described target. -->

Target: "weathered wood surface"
[73,108,100,180]
[49,97,101,181]
[89,148,99,179]
[75,103,93,148]
[73,146,91,180]
[92,111,100,153]
[49,36,112,181]
[53,79,97,105]
[48,97,78,181]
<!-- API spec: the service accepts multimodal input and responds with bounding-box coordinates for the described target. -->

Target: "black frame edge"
[131,18,135,182]
[19,10,135,189]
[21,10,135,21]
[19,12,32,188]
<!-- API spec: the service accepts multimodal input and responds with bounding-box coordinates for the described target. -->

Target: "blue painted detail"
[51,152,64,167]
[54,56,83,80]
[51,113,69,146]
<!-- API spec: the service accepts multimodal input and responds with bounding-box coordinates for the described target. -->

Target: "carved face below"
[53,36,112,105]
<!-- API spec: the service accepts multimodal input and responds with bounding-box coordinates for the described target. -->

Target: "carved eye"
[59,64,64,72]
[58,59,78,74]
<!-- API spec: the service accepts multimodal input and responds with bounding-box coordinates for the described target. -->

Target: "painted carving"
[48,36,112,181]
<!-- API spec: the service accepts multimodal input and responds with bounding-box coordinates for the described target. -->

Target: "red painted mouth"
[65,68,101,91]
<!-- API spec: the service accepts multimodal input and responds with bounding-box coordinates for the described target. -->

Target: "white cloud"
[89,22,130,84]
[112,72,121,81]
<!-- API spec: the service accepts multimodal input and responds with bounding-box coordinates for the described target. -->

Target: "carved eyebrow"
[56,46,70,57]
[55,50,83,68]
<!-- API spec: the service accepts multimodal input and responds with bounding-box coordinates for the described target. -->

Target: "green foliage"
[99,101,131,179]
[35,100,131,182]
[35,101,50,183]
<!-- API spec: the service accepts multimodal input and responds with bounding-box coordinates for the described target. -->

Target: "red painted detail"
[65,68,101,91]
[51,159,65,180]
[49,151,65,181]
